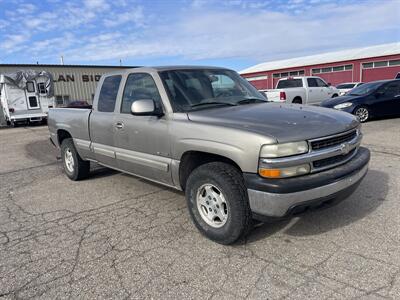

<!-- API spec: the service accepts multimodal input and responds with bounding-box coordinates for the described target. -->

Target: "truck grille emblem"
[340,143,350,155]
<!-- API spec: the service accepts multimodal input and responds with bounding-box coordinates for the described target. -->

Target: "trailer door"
[26,81,40,109]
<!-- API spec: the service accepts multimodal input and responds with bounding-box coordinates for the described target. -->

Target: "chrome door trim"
[74,138,91,151]
[115,148,169,172]
[96,161,181,191]
[92,142,116,158]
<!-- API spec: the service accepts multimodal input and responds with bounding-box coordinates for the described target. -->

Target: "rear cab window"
[97,75,122,112]
[276,79,303,89]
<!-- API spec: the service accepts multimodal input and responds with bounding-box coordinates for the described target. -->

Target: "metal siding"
[362,66,400,82]
[0,65,129,104]
[242,54,400,88]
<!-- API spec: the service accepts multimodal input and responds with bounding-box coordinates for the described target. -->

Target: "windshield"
[348,81,382,96]
[159,69,266,112]
[276,79,303,89]
[336,83,355,89]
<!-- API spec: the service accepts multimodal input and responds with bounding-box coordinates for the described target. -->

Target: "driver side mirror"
[327,82,332,86]
[131,99,163,117]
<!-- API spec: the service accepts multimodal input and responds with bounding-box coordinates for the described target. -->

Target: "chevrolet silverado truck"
[48,66,370,244]
[263,76,339,105]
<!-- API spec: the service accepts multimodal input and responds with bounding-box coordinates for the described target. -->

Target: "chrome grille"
[313,149,356,169]
[311,130,357,150]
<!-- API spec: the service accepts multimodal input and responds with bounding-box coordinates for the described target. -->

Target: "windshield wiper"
[236,98,266,105]
[190,101,237,108]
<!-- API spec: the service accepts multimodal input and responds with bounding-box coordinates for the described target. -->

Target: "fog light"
[259,164,311,178]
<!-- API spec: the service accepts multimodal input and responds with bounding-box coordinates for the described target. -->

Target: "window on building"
[273,73,280,78]
[26,81,35,93]
[121,73,162,114]
[345,65,353,70]
[312,68,321,74]
[374,61,388,68]
[321,67,332,73]
[97,75,122,112]
[332,66,344,72]
[281,72,289,77]
[56,96,64,105]
[389,60,400,66]
[362,62,373,68]
[37,83,47,94]
[299,70,305,75]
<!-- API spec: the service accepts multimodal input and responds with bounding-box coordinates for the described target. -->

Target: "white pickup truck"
[263,76,340,105]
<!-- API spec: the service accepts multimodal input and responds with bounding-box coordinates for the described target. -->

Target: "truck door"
[316,78,333,103]
[114,72,173,185]
[89,75,122,168]
[306,78,321,104]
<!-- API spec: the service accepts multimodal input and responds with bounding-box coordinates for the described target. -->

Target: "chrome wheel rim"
[355,108,368,122]
[196,184,228,228]
[64,148,74,173]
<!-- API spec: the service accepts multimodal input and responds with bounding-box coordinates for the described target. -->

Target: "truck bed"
[48,108,92,147]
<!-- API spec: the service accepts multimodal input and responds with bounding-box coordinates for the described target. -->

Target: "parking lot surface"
[0,119,399,299]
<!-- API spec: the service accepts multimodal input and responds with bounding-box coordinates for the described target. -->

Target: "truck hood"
[187,103,359,143]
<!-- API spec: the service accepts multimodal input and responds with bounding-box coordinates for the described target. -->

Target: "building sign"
[53,74,102,83]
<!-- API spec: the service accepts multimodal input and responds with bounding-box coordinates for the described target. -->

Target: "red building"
[240,43,400,90]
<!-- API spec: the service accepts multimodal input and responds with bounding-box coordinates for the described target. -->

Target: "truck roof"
[103,65,233,76]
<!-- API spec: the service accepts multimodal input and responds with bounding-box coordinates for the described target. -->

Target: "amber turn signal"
[258,168,281,178]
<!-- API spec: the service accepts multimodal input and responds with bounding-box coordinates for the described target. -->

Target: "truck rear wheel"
[61,138,90,180]
[185,162,252,244]
[293,97,302,104]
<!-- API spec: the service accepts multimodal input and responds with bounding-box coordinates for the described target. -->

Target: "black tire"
[60,138,90,180]
[332,94,338,98]
[353,106,370,123]
[185,162,252,245]
[292,97,302,104]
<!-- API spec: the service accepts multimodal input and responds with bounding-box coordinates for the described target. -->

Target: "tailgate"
[265,90,284,102]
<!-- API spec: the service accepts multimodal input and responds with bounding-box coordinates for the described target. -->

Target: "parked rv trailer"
[0,70,55,126]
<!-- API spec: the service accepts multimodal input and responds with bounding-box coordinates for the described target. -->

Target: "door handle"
[115,122,124,129]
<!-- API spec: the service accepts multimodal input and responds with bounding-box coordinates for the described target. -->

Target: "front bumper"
[245,147,370,219]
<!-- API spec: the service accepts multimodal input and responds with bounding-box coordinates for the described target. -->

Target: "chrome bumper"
[248,164,368,218]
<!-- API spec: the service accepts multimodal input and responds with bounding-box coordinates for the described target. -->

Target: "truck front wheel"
[61,138,90,180]
[185,162,252,244]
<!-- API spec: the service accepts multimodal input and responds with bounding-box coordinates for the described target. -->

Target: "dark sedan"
[321,79,400,122]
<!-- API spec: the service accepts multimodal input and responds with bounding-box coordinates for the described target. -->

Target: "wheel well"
[57,129,72,146]
[293,96,302,104]
[179,151,241,190]
[332,94,338,98]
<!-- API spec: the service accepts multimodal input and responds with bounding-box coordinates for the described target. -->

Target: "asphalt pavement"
[0,118,399,299]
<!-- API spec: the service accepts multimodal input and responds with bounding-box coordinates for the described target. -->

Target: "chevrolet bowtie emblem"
[340,143,350,155]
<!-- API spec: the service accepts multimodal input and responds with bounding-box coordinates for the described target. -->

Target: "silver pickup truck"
[48,66,370,244]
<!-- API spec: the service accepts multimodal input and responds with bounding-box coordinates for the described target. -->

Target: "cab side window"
[316,78,328,87]
[381,81,400,97]
[307,78,318,87]
[121,73,162,114]
[98,75,122,112]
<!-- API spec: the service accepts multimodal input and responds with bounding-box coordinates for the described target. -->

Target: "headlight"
[260,141,308,158]
[334,102,352,109]
[259,164,311,178]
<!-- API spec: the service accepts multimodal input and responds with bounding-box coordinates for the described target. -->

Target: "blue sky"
[0,0,399,71]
